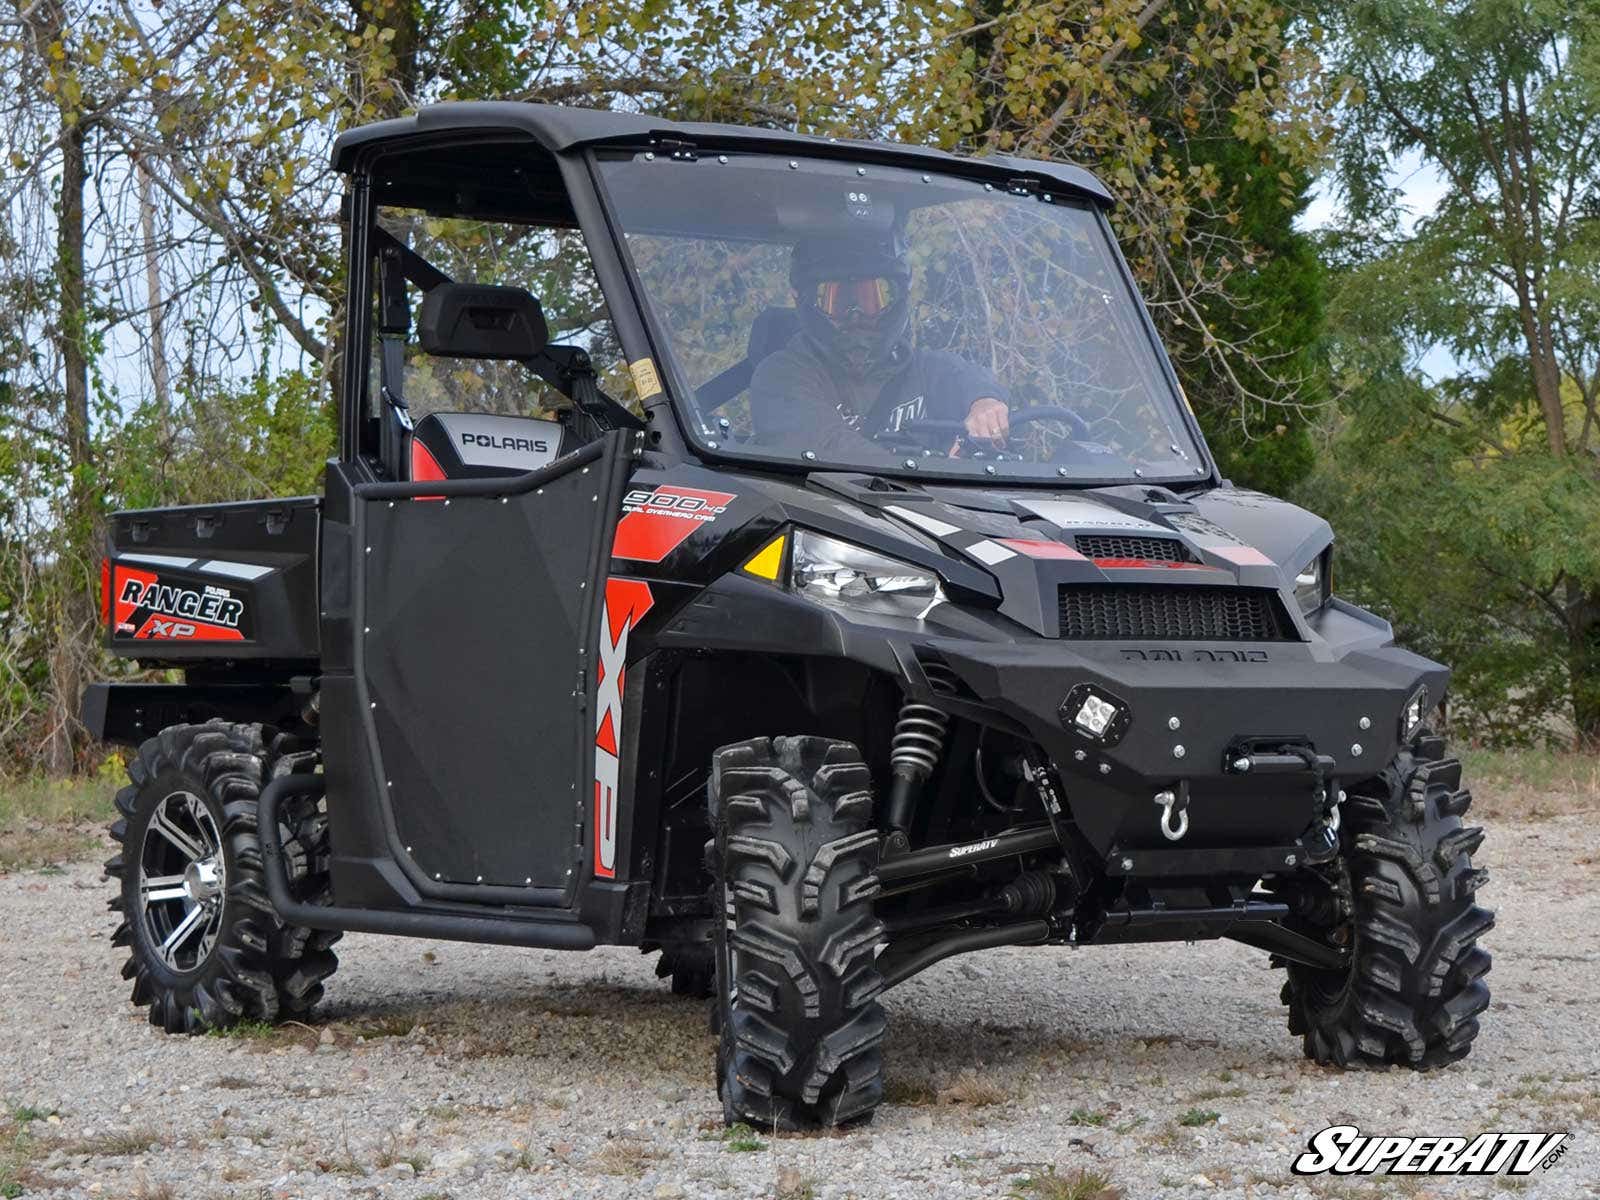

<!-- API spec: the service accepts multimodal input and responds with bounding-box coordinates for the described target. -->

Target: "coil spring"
[892,700,950,779]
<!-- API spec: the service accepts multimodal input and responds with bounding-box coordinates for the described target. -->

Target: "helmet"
[790,231,911,378]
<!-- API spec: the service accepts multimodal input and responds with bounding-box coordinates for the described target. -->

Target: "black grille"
[1074,534,1194,562]
[1057,584,1292,641]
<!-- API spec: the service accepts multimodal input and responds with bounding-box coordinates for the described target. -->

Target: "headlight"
[1294,548,1332,615]
[1400,684,1430,742]
[790,530,945,619]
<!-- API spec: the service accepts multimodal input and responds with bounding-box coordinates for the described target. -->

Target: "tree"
[1313,0,1600,742]
[898,0,1337,457]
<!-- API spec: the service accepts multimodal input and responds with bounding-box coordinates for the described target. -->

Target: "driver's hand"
[964,396,1010,443]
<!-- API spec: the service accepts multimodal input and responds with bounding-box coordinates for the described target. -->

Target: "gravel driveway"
[1,810,1595,1200]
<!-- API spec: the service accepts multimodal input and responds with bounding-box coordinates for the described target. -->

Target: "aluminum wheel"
[138,790,227,973]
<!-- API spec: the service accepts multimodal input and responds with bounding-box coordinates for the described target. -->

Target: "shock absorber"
[885,694,950,836]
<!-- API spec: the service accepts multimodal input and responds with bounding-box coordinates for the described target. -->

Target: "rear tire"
[106,722,340,1033]
[656,943,715,998]
[1281,736,1492,1068]
[710,736,885,1129]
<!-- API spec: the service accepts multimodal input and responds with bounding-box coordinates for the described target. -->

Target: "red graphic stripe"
[996,538,1086,560]
[1093,558,1223,571]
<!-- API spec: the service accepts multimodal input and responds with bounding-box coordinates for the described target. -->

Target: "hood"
[802,475,1331,640]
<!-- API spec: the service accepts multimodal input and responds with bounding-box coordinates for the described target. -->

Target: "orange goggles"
[812,276,900,320]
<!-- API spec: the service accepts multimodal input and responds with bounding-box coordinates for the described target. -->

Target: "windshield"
[598,151,1206,485]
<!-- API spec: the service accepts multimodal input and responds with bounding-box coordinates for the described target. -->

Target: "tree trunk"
[41,6,97,776]
[1569,582,1600,747]
[136,154,172,428]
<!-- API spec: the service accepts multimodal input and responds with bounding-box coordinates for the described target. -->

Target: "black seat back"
[409,411,564,482]
[696,306,801,412]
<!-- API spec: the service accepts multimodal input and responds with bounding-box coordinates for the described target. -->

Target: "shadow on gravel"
[231,980,720,1083]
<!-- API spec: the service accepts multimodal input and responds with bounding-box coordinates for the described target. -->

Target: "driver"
[749,230,1010,457]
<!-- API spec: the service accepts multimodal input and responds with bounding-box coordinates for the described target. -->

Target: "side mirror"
[417,283,549,361]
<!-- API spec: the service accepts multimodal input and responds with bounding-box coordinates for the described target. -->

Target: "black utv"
[85,102,1492,1129]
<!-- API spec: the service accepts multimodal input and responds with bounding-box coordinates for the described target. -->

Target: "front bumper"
[658,576,1447,858]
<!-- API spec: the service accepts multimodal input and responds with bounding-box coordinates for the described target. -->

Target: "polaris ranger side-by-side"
[85,103,1492,1129]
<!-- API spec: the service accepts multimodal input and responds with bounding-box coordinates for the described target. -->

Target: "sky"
[1299,148,1463,382]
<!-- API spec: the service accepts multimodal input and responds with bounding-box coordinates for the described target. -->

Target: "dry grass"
[130,1179,176,1200]
[0,1120,42,1199]
[585,1140,662,1177]
[1461,746,1600,821]
[884,1070,1005,1108]
[883,1076,940,1106]
[937,1071,1007,1107]
[58,1127,165,1157]
[1187,1085,1247,1102]
[1010,1167,1122,1200]
[0,774,117,872]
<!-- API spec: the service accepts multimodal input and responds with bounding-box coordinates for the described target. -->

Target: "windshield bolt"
[717,154,728,164]
[803,450,817,461]
[1172,744,1187,759]
[1134,468,1144,477]
[1057,467,1070,477]
[1098,762,1111,775]
[1195,466,1205,475]
[789,160,799,169]
[984,182,994,191]
[707,440,719,449]
[985,465,996,475]
[644,151,655,161]
[1168,716,1181,730]
[1358,716,1371,729]
[902,458,917,469]
[1073,749,1087,762]
[1169,443,1181,454]
[1044,193,1053,202]
[1351,743,1363,757]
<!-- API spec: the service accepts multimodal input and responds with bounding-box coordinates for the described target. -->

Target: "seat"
[409,411,565,482]
[696,306,801,412]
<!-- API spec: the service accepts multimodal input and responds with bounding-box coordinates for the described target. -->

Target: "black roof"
[330,101,1113,206]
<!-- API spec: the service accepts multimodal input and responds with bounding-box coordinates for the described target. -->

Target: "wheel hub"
[137,790,227,972]
[183,858,222,904]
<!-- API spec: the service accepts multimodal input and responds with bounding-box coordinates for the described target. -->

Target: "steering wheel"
[873,405,1093,454]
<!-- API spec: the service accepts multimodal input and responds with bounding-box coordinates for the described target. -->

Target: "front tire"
[710,736,885,1129]
[1282,737,1493,1068]
[105,722,340,1034]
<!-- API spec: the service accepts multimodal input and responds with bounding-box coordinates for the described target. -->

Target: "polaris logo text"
[118,579,243,628]
[949,838,998,859]
[1291,1125,1568,1177]
[1121,647,1269,663]
[460,431,550,454]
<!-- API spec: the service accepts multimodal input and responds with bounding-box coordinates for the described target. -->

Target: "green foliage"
[104,369,333,510]
[1183,139,1325,495]
[1314,0,1600,743]
[901,1,1336,447]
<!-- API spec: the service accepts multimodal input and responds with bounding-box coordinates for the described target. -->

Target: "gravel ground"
[1,811,1596,1200]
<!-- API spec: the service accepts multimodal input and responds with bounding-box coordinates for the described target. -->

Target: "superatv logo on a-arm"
[113,567,246,641]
